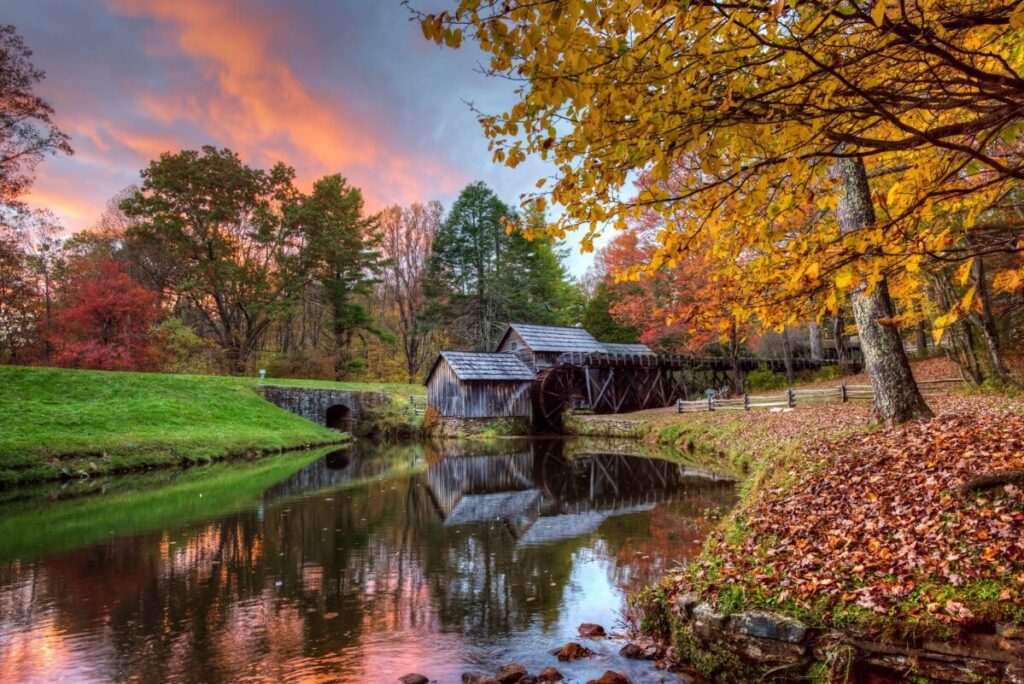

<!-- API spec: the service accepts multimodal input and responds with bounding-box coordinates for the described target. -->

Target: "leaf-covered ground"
[574,357,1024,637]
[681,406,1024,637]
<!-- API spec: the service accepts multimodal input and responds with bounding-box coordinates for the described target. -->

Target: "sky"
[5,0,599,275]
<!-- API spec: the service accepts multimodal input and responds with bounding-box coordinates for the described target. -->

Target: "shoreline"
[609,389,1024,681]
[0,437,351,489]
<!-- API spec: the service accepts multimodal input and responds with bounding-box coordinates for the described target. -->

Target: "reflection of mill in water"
[425,441,732,546]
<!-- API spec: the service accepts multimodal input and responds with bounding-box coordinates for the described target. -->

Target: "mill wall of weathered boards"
[424,322,856,432]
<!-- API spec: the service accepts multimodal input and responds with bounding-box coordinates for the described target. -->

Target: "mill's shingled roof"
[503,323,607,353]
[437,351,536,381]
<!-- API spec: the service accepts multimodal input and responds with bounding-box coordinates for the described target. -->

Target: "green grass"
[0,365,416,486]
[253,375,424,398]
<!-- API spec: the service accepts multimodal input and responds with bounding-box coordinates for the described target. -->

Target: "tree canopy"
[425,181,580,350]
[419,1,1024,327]
[0,24,71,211]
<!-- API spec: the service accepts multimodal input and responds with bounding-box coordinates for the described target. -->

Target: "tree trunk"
[930,272,983,384]
[835,157,932,425]
[781,327,795,384]
[915,320,929,356]
[808,322,822,362]
[970,256,1009,383]
[832,312,848,364]
[728,320,744,394]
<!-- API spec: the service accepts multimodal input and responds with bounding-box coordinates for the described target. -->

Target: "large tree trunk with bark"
[836,157,932,426]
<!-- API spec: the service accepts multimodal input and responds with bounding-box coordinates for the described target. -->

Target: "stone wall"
[256,385,388,436]
[429,415,532,438]
[667,593,1024,682]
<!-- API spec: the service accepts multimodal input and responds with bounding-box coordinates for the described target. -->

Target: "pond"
[0,439,735,683]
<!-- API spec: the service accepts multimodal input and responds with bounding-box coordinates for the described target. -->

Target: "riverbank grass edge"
[0,365,422,486]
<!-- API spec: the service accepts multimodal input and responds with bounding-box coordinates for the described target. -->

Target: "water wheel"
[532,364,587,431]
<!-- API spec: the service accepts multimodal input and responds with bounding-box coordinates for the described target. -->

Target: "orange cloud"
[107,0,466,209]
[24,186,98,228]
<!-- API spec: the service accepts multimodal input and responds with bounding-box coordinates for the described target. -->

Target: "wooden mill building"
[424,323,656,424]
[424,349,536,419]
[426,322,855,430]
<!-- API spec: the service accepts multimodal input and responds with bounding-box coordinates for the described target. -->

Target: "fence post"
[677,399,682,413]
[841,383,847,403]
[743,393,750,410]
[787,387,795,408]
[708,395,714,411]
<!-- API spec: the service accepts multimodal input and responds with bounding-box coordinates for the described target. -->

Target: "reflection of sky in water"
[0,439,734,683]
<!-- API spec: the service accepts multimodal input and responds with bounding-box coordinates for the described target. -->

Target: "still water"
[0,439,734,683]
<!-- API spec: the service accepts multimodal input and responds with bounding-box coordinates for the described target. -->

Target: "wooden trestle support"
[531,350,854,431]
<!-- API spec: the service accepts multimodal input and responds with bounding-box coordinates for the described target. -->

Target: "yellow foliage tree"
[419,0,1024,423]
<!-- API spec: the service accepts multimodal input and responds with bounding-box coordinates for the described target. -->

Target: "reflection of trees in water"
[0,439,734,683]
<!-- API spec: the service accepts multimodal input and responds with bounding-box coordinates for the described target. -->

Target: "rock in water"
[462,674,498,684]
[619,642,663,660]
[398,675,430,684]
[618,643,643,659]
[495,663,527,684]
[585,672,633,684]
[578,623,606,638]
[537,667,563,682]
[553,642,595,661]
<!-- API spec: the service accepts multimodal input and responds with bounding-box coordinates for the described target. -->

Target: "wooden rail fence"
[408,395,427,417]
[677,378,963,413]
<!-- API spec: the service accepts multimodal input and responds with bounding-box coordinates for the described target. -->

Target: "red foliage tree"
[50,259,163,370]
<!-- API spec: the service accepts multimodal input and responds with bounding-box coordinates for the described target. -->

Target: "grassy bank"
[0,365,417,486]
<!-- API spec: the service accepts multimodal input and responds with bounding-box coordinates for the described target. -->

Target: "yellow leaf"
[932,314,948,344]
[993,269,1024,294]
[955,258,975,286]
[836,269,853,289]
[1012,4,1024,29]
[960,285,976,311]
[886,181,901,208]
[871,0,886,26]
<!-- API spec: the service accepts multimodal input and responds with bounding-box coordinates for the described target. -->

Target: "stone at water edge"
[585,672,633,684]
[461,673,499,684]
[578,623,606,638]
[536,666,563,682]
[494,663,527,684]
[398,675,430,684]
[730,610,808,644]
[551,642,595,661]
[619,642,664,660]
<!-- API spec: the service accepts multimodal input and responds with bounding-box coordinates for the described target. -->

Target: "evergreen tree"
[425,182,579,350]
[581,282,640,344]
[298,174,387,379]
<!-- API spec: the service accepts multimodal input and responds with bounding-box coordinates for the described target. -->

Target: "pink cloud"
[106,0,466,209]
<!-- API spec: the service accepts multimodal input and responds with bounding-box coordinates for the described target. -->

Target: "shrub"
[745,366,789,391]
[811,364,845,382]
